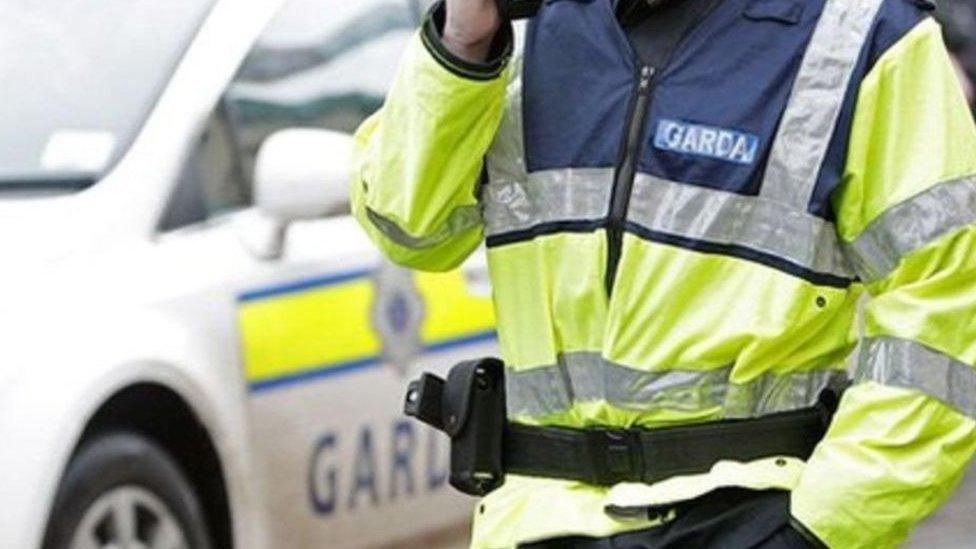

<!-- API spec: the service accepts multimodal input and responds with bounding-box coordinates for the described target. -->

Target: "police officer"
[353,0,976,546]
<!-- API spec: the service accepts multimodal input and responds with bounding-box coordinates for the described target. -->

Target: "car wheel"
[42,432,214,549]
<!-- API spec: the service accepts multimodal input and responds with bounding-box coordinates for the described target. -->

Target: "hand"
[442,0,502,63]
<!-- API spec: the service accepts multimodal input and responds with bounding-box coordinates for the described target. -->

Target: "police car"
[1,1,492,547]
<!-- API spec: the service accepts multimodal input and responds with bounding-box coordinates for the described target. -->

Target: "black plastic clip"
[586,429,645,486]
[405,373,446,430]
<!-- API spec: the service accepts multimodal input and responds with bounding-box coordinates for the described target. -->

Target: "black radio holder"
[404,358,507,496]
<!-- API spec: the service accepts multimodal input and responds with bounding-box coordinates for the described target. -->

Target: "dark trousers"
[520,488,813,549]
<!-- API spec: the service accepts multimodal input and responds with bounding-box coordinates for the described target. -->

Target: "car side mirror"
[254,128,353,221]
[246,128,353,259]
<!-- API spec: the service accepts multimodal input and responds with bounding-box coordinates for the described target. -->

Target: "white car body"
[5,2,974,548]
[0,1,491,547]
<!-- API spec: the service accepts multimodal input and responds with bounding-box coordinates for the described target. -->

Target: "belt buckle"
[586,428,644,486]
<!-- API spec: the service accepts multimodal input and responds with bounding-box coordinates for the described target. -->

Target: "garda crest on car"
[371,260,426,377]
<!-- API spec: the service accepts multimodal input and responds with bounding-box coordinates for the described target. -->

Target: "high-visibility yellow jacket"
[352,0,976,546]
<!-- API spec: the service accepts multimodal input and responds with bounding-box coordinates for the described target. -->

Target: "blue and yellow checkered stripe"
[238,267,496,393]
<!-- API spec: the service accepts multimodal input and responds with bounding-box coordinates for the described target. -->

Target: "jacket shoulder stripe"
[761,0,887,211]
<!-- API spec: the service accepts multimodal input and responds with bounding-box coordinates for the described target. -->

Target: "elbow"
[354,205,483,273]
[368,228,483,273]
[382,244,474,273]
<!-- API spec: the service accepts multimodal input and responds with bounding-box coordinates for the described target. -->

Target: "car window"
[159,103,249,232]
[162,0,430,231]
[0,1,216,193]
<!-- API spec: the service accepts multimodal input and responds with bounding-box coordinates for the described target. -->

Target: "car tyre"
[42,431,213,549]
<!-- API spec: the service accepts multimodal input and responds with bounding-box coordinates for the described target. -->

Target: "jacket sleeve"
[791,18,976,548]
[350,2,514,272]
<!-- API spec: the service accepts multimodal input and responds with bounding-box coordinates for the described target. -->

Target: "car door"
[161,1,496,547]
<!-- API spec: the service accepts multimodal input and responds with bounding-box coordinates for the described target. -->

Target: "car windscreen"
[0,1,216,192]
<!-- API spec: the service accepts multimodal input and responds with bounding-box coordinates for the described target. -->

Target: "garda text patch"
[653,119,760,165]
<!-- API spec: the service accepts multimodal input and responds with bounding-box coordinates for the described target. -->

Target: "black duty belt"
[504,403,834,487]
[405,358,843,496]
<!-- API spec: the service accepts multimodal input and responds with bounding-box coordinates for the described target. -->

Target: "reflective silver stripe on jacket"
[365,205,483,249]
[761,0,886,210]
[484,168,857,280]
[845,176,976,282]
[483,169,612,236]
[506,352,843,419]
[485,65,527,185]
[628,174,855,280]
[856,337,976,418]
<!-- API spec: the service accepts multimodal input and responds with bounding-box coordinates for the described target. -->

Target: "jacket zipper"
[605,65,655,296]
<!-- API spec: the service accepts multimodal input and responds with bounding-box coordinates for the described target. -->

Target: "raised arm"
[351,0,514,271]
